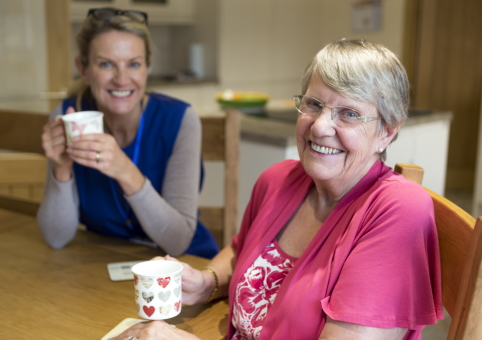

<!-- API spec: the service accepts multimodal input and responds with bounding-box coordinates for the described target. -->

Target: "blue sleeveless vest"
[62,93,218,258]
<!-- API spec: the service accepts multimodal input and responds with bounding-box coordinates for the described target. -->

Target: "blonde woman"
[38,8,218,259]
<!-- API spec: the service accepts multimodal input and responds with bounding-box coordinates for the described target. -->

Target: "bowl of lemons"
[216,90,269,114]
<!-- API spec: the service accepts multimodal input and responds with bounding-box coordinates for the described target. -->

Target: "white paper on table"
[101,318,145,340]
[101,318,176,339]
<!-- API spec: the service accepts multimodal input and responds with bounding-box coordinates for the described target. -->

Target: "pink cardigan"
[229,160,443,340]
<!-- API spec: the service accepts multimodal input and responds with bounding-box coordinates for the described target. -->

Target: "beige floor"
[421,188,473,339]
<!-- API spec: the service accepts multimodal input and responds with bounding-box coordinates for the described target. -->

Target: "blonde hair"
[301,39,410,160]
[67,9,152,110]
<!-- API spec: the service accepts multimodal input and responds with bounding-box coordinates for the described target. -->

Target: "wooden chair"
[394,163,482,339]
[0,109,48,216]
[198,109,240,249]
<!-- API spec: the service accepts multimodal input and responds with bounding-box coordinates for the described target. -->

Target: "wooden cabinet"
[472,89,482,217]
[70,0,195,25]
[403,0,482,190]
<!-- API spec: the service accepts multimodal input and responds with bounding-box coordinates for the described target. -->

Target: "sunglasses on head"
[87,8,148,25]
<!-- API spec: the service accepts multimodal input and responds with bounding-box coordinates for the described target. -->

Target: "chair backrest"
[394,163,482,340]
[0,109,48,154]
[198,109,240,248]
[0,110,47,216]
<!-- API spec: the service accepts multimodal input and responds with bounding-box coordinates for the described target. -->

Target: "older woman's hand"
[109,320,201,340]
[152,255,213,305]
[41,106,75,181]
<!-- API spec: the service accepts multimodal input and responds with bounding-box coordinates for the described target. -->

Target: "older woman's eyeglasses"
[293,95,383,128]
[87,8,148,25]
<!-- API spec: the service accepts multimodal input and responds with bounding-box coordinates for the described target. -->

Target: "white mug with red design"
[60,111,104,142]
[131,260,183,320]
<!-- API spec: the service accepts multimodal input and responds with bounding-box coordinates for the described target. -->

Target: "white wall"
[218,0,324,100]
[0,0,50,112]
[216,0,407,103]
[318,0,406,57]
[153,0,408,111]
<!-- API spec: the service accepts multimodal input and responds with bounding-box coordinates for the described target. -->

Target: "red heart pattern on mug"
[134,265,182,319]
[143,305,155,317]
[157,277,171,288]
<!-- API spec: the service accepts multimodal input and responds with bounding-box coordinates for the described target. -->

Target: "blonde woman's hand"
[66,132,145,195]
[41,106,75,181]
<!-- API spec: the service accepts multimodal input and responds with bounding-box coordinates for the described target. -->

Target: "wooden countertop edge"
[404,111,453,126]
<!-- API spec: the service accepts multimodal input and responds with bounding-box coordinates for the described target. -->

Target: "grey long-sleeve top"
[37,104,201,256]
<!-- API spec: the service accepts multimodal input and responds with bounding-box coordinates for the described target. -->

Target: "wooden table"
[0,209,229,339]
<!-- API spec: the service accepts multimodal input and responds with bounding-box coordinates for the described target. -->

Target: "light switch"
[351,2,382,32]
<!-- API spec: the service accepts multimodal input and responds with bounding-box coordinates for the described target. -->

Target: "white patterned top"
[232,241,297,340]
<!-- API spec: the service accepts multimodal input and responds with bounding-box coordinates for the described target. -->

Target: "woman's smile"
[109,90,134,98]
[310,141,343,155]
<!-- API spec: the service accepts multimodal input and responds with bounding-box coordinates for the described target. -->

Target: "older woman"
[37,8,218,259]
[113,39,443,340]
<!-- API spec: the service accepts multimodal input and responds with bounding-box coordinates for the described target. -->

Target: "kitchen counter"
[241,114,297,147]
[147,77,218,88]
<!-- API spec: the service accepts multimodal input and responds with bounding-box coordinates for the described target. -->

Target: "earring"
[378,148,384,153]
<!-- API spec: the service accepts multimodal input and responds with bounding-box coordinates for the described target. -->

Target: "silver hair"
[301,39,410,161]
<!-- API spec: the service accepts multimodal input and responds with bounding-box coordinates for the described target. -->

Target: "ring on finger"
[127,336,139,340]
[95,151,102,164]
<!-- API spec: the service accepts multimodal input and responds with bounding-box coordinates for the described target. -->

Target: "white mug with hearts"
[60,111,104,143]
[131,260,183,320]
